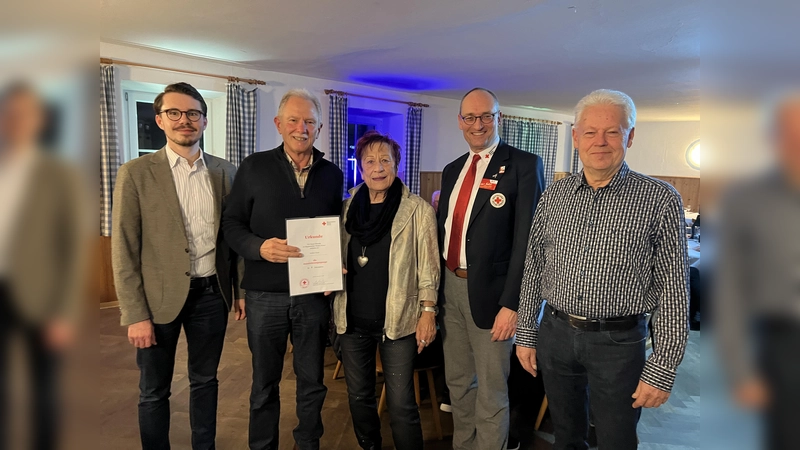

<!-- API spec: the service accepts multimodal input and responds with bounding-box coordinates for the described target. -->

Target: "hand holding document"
[286,216,344,296]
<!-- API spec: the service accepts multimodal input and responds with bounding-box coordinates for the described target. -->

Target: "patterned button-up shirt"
[286,151,313,195]
[517,162,689,391]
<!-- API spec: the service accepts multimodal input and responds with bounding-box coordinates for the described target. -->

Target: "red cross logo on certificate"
[322,221,327,226]
[300,279,309,288]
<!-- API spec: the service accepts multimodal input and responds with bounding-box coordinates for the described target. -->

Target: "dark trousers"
[760,318,800,450]
[245,291,329,450]
[538,306,646,450]
[0,282,59,450]
[339,329,422,450]
[137,285,228,450]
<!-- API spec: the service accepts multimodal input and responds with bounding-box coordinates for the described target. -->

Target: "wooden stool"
[535,395,548,430]
[332,360,343,380]
[376,351,443,440]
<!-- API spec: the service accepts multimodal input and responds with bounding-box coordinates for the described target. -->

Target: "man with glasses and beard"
[113,82,243,450]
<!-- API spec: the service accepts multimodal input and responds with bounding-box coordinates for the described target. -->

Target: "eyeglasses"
[159,109,205,122]
[460,111,500,125]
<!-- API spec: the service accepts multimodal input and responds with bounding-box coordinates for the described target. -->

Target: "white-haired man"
[516,89,689,449]
[222,89,344,450]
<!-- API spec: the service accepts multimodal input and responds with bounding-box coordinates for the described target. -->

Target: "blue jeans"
[538,305,647,450]
[137,285,228,450]
[339,329,422,450]
[245,291,329,450]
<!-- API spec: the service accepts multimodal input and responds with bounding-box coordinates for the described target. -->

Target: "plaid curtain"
[328,93,348,197]
[571,142,581,174]
[100,65,120,236]
[501,117,559,186]
[225,83,258,166]
[404,106,423,195]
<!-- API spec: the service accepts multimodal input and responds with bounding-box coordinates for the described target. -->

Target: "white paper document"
[286,216,344,296]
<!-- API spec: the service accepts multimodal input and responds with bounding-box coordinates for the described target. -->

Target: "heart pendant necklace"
[357,246,369,267]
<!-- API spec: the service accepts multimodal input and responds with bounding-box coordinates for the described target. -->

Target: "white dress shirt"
[166,145,217,277]
[0,149,37,276]
[443,140,499,269]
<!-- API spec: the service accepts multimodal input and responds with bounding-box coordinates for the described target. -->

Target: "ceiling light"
[686,139,700,170]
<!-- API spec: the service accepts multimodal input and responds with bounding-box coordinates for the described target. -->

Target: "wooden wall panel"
[652,176,701,212]
[554,171,571,182]
[420,171,443,207]
[97,236,118,305]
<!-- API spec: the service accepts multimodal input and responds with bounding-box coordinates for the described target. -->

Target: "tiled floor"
[100,308,699,449]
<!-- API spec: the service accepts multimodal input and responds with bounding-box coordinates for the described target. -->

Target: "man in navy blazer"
[437,88,544,450]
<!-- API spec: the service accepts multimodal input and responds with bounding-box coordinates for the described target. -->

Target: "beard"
[167,130,201,147]
[168,135,201,147]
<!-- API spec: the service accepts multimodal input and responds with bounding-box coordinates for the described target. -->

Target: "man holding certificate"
[222,89,343,450]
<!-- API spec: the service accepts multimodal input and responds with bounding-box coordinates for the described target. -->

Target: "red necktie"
[446,154,481,272]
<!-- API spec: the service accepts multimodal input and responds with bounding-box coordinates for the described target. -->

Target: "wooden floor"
[99,308,699,449]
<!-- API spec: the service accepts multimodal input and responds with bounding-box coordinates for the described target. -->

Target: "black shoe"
[507,436,520,450]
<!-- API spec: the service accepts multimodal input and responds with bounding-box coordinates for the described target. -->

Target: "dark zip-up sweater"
[222,144,344,293]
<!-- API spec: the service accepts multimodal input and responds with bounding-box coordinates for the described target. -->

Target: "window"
[346,108,404,191]
[346,122,376,190]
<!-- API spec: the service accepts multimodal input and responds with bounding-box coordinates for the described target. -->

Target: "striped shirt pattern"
[166,146,217,278]
[286,151,313,194]
[517,162,689,391]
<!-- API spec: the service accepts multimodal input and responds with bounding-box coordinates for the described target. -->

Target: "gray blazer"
[112,148,241,326]
[8,154,89,324]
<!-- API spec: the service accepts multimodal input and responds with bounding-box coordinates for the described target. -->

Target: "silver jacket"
[333,183,440,340]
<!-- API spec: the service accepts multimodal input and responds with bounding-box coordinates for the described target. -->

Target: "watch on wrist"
[420,305,438,316]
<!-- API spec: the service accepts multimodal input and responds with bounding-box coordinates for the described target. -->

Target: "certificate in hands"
[286,216,343,296]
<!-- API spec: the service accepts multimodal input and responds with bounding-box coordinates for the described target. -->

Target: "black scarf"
[345,177,403,247]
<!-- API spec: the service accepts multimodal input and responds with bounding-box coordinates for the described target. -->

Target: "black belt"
[545,304,645,332]
[190,274,217,290]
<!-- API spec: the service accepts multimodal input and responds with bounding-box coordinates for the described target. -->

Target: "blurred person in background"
[0,82,88,449]
[431,190,440,212]
[716,91,800,450]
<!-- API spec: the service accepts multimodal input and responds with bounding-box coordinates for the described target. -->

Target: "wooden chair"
[376,350,444,440]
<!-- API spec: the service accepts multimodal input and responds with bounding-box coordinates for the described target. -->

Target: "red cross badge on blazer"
[490,193,506,208]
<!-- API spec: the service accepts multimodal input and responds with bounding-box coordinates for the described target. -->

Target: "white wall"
[101,42,574,173]
[625,121,700,177]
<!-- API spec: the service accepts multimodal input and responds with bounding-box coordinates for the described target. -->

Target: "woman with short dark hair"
[333,131,440,450]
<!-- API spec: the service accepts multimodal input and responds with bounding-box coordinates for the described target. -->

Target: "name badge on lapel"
[479,178,498,191]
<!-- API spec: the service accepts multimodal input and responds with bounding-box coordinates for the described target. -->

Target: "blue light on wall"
[348,157,357,189]
[349,74,449,91]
